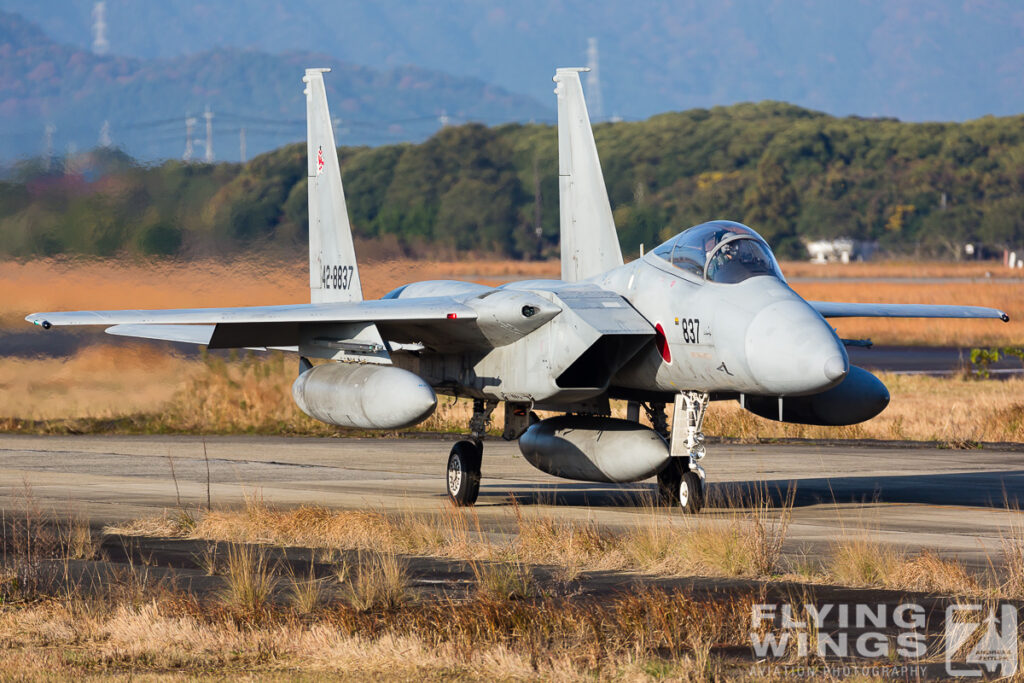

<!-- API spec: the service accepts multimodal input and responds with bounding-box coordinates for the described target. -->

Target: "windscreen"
[705,237,780,283]
[651,220,783,283]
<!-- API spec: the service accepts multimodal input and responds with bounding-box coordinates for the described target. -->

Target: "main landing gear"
[647,391,710,514]
[446,399,497,506]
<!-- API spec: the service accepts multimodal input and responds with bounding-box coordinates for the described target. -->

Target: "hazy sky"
[5,0,1023,121]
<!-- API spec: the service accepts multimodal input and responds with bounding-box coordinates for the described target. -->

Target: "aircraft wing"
[26,297,474,327]
[106,324,217,345]
[26,298,484,351]
[809,301,1009,321]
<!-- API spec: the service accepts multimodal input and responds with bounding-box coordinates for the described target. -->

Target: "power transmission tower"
[203,106,214,163]
[44,123,56,169]
[533,153,543,260]
[239,127,247,163]
[183,115,196,161]
[91,2,109,55]
[586,37,604,121]
[98,120,112,147]
[65,143,77,174]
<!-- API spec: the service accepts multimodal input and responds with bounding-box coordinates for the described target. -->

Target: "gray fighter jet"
[27,68,1008,512]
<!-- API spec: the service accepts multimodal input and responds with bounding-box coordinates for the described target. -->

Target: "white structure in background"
[806,238,877,264]
[586,38,604,121]
[43,123,55,168]
[1007,251,1024,269]
[183,115,196,161]
[203,106,214,163]
[91,2,109,55]
[98,120,112,147]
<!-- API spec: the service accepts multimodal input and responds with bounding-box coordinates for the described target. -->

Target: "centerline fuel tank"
[292,362,437,430]
[518,415,670,483]
[740,365,890,426]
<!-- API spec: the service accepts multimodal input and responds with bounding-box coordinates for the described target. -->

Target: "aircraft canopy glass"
[651,220,783,283]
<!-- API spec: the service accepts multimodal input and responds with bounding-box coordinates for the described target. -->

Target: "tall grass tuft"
[221,543,277,615]
[346,550,409,612]
[472,560,538,601]
[827,536,906,586]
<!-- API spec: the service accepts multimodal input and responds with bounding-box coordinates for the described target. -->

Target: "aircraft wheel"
[446,440,481,506]
[656,458,685,507]
[678,470,704,514]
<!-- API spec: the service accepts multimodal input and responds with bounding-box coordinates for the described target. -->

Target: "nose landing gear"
[651,391,710,513]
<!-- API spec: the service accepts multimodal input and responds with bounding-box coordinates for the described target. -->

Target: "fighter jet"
[27,68,1008,513]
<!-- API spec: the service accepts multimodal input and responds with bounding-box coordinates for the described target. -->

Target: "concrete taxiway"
[1,434,1022,567]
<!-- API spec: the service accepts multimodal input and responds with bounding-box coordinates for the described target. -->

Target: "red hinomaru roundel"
[654,322,671,363]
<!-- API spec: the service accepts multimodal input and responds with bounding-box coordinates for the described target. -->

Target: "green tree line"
[3,101,1023,260]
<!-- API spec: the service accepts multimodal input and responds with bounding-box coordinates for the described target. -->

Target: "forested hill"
[0,11,548,162]
[3,101,1023,261]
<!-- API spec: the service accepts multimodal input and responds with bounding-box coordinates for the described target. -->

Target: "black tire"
[446,440,482,506]
[678,470,704,514]
[657,458,685,507]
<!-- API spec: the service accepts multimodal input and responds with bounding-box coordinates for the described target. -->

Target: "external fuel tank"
[292,362,437,429]
[518,415,669,483]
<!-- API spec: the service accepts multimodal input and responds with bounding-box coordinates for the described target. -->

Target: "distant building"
[805,238,877,264]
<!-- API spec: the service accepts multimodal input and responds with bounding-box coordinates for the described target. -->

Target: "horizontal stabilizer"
[810,301,1009,321]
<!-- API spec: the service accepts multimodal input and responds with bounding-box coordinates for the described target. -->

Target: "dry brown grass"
[115,485,799,582]
[0,344,204,420]
[111,488,1024,602]
[221,542,277,614]
[613,487,792,579]
[6,345,1023,444]
[0,587,754,680]
[108,496,485,570]
[4,479,1017,678]
[472,560,539,601]
[1,494,761,679]
[826,537,981,595]
[10,480,983,678]
[345,549,410,611]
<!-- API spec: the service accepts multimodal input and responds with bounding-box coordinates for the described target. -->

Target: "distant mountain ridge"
[3,0,1021,124]
[0,11,551,162]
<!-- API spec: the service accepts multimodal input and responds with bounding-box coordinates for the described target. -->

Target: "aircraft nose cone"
[745,300,849,395]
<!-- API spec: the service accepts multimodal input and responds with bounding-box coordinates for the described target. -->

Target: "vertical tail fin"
[553,67,623,282]
[304,68,362,304]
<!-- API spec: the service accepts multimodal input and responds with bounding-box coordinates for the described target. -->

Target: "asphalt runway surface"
[2,434,1023,567]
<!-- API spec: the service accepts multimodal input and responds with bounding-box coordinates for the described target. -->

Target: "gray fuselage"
[387,249,848,407]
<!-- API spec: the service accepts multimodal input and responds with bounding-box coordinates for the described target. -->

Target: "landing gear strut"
[653,392,710,514]
[446,399,496,506]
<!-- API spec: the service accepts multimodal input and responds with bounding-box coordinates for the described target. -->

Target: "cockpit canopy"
[651,220,784,284]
